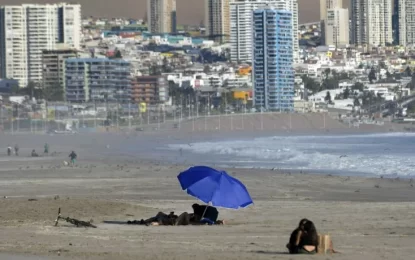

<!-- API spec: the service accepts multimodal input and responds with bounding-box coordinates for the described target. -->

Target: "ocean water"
[167,133,415,177]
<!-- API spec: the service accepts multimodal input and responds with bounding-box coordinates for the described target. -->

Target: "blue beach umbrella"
[177,166,253,209]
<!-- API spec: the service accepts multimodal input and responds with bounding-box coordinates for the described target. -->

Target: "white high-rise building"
[0,3,81,88]
[350,0,392,47]
[230,0,299,63]
[398,0,415,46]
[325,8,349,46]
[320,0,343,20]
[147,0,177,34]
[204,0,232,43]
[320,0,343,45]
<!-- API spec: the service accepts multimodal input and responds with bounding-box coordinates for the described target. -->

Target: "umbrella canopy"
[177,166,253,209]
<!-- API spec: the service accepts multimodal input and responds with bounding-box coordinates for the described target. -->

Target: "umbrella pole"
[201,203,211,220]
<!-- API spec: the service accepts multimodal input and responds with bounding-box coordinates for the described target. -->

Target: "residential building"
[319,0,343,45]
[147,0,177,33]
[0,3,81,88]
[392,0,399,44]
[131,76,168,104]
[396,0,415,46]
[320,0,343,20]
[65,58,131,103]
[350,0,392,47]
[253,8,294,111]
[324,8,349,47]
[42,46,78,101]
[204,0,231,43]
[230,0,299,63]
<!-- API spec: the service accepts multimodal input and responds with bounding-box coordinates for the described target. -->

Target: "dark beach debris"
[28,198,38,201]
[54,208,97,228]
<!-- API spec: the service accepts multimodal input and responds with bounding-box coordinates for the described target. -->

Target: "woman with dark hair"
[298,220,319,254]
[287,219,319,254]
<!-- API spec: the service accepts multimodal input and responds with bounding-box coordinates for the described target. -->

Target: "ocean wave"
[168,134,415,177]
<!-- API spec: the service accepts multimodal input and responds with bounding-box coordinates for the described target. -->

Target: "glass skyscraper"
[253,8,294,111]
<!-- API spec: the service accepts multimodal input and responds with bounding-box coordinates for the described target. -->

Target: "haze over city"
[0,0,345,24]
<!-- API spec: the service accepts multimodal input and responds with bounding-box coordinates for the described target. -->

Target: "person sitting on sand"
[191,203,219,223]
[287,218,309,254]
[287,219,319,254]
[31,150,39,157]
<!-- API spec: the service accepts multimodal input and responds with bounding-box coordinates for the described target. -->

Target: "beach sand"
[0,116,414,260]
[0,152,415,259]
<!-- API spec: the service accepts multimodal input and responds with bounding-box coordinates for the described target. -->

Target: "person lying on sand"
[128,211,225,226]
[128,212,178,226]
[287,219,319,254]
[173,212,225,226]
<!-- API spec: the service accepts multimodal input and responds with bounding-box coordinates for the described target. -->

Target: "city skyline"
[0,0,351,25]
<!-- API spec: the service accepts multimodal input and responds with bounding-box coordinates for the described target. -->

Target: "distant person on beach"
[31,150,39,157]
[287,219,319,254]
[14,144,19,156]
[69,151,77,165]
[7,146,12,156]
[44,143,49,154]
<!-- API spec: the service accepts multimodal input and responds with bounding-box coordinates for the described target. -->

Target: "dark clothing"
[288,228,319,254]
[69,152,77,160]
[298,233,318,248]
[288,228,301,254]
[193,205,219,222]
[141,212,178,225]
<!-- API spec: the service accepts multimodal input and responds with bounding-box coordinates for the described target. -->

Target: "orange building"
[131,76,168,105]
[237,67,252,76]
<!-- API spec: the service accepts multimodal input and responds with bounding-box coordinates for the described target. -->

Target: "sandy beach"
[0,116,414,260]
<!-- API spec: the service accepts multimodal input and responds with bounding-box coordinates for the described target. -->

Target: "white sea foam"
[169,133,415,177]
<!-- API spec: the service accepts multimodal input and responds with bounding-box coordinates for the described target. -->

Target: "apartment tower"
[395,0,415,46]
[324,8,349,47]
[147,0,177,33]
[0,3,81,88]
[320,0,343,45]
[204,0,231,43]
[320,0,343,20]
[253,8,294,111]
[350,0,392,47]
[230,0,299,63]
